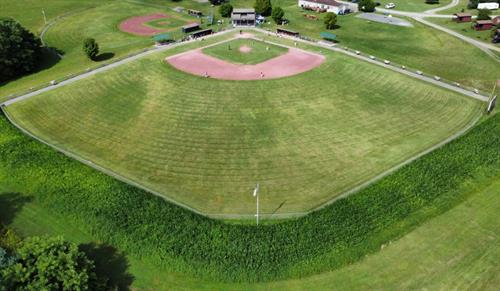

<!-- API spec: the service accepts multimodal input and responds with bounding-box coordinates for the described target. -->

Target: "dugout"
[277,28,299,37]
[188,9,203,17]
[182,23,201,33]
[191,28,213,38]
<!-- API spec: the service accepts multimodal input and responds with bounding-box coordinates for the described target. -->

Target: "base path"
[166,47,325,80]
[119,13,171,36]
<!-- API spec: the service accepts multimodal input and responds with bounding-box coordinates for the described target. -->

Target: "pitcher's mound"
[166,47,325,81]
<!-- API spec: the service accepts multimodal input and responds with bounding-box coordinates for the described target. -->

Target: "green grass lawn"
[203,38,289,64]
[377,0,452,12]
[428,17,500,46]
[437,0,473,14]
[0,0,202,100]
[4,32,482,215]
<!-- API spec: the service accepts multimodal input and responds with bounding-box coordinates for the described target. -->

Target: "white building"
[298,0,349,14]
[477,2,499,10]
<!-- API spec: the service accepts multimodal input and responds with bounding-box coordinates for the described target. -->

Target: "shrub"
[271,7,285,24]
[1,236,96,290]
[0,18,42,82]
[83,38,99,60]
[467,0,479,9]
[425,0,440,4]
[324,12,337,29]
[254,0,272,16]
[477,9,491,20]
[219,3,233,18]
[359,0,376,12]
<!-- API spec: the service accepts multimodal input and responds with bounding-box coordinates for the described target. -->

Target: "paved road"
[424,0,459,14]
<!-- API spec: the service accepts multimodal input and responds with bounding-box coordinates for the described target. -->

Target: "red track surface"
[166,47,325,80]
[119,13,171,36]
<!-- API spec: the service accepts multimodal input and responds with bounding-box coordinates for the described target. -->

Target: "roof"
[191,28,212,35]
[453,13,471,17]
[301,0,342,7]
[475,20,493,25]
[320,31,337,40]
[232,8,255,14]
[153,33,171,41]
[182,23,200,29]
[277,28,299,34]
[232,11,256,21]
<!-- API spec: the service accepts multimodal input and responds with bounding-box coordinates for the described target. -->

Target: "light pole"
[253,182,260,225]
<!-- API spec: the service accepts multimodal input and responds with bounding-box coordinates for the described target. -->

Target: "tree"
[0,18,42,82]
[254,0,272,16]
[324,12,338,29]
[2,236,97,290]
[219,3,233,17]
[271,7,285,24]
[477,9,491,20]
[358,0,376,12]
[83,38,99,60]
[467,0,479,9]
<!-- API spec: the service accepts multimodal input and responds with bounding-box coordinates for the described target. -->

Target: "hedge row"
[0,113,499,282]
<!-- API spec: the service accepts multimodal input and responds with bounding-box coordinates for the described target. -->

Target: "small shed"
[231,8,256,26]
[182,23,200,33]
[492,16,500,26]
[277,28,300,37]
[320,31,337,42]
[453,13,472,23]
[153,33,172,44]
[473,20,493,31]
[188,9,203,17]
[191,28,212,38]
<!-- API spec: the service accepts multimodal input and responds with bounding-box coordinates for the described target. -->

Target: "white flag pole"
[42,9,47,25]
[253,183,259,226]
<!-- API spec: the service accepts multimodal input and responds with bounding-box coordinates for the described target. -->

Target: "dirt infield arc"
[166,46,326,80]
[119,13,171,36]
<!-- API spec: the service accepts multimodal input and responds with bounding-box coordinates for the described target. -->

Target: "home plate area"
[165,37,325,80]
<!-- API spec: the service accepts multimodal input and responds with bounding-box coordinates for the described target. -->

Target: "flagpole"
[256,186,259,226]
[42,9,47,25]
[253,182,259,226]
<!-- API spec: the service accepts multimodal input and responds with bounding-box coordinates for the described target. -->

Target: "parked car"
[385,3,396,9]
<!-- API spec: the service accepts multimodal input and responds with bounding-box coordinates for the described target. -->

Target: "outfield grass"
[0,0,110,33]
[203,38,288,64]
[145,17,190,30]
[5,32,482,215]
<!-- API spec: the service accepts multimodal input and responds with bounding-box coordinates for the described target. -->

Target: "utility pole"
[253,182,260,226]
